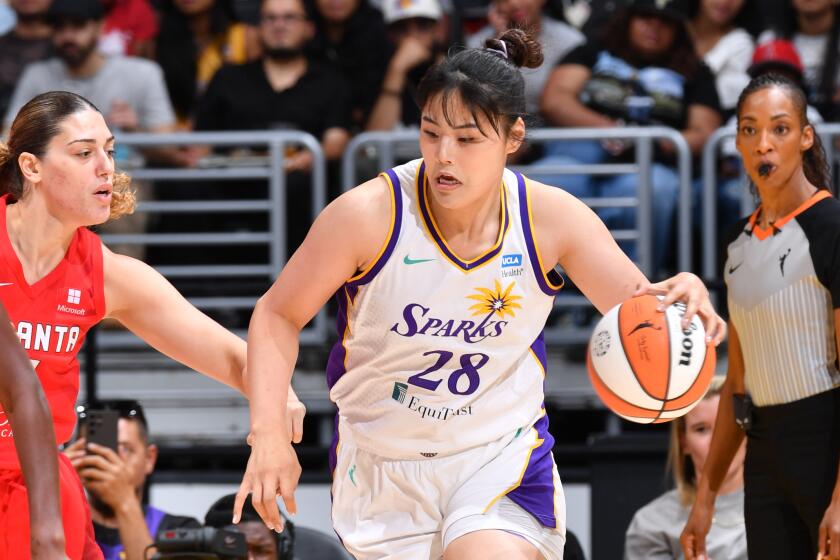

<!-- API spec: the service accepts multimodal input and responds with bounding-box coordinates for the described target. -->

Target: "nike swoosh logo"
[728,262,743,274]
[404,255,436,265]
[0,283,12,287]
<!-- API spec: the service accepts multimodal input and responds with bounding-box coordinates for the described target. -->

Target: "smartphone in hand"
[81,409,119,452]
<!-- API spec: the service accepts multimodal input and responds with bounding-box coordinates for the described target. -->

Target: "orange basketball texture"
[587,295,716,424]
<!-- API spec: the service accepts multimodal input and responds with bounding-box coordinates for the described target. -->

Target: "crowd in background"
[1,0,839,268]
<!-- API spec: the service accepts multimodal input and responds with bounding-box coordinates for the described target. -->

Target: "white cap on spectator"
[383,0,442,24]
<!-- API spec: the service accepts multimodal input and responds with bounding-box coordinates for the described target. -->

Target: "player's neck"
[756,169,818,226]
[6,198,76,285]
[428,182,502,257]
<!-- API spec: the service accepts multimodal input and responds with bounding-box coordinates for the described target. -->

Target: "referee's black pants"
[744,387,839,559]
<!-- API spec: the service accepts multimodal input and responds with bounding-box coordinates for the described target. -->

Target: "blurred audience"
[196,0,352,250]
[366,0,446,131]
[624,377,747,560]
[686,0,755,117]
[306,0,390,128]
[196,0,351,166]
[99,0,159,57]
[4,0,176,134]
[0,0,52,121]
[65,400,201,560]
[760,0,840,120]
[155,0,259,126]
[535,0,721,273]
[467,0,585,120]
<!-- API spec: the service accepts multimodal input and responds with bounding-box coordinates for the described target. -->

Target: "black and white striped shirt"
[724,190,840,406]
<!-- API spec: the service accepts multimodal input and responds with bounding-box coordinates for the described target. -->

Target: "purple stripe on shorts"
[506,410,558,528]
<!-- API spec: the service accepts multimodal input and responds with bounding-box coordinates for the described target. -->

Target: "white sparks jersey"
[326,159,563,460]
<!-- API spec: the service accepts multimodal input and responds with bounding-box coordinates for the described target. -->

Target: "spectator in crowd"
[625,376,747,560]
[760,0,840,120]
[306,0,390,127]
[99,0,160,57]
[0,0,52,121]
[686,0,755,117]
[196,0,351,167]
[366,0,447,131]
[205,493,295,559]
[535,0,722,273]
[155,0,259,126]
[64,400,201,560]
[4,0,176,136]
[467,0,585,120]
[195,0,352,250]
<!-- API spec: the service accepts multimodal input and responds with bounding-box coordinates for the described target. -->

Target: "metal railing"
[102,130,329,348]
[342,127,694,343]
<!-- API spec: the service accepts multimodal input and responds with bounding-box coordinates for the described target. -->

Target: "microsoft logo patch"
[392,382,408,404]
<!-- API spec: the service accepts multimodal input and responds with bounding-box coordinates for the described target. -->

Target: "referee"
[681,74,840,559]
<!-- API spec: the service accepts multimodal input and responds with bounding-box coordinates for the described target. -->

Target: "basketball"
[586,295,716,424]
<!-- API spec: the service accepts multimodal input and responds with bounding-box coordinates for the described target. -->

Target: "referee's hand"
[819,496,840,559]
[680,500,714,560]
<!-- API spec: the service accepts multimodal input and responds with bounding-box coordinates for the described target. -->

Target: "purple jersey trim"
[348,168,403,287]
[326,284,359,389]
[417,162,510,271]
[515,172,564,296]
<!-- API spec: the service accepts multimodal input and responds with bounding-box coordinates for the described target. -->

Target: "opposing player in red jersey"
[0,302,67,559]
[0,91,306,559]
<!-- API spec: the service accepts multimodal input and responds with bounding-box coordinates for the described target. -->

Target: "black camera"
[151,527,248,559]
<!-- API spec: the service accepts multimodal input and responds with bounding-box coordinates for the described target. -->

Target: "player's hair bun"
[484,28,543,69]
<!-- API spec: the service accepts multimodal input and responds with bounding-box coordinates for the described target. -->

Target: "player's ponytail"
[2,91,136,219]
[416,28,542,141]
[0,142,14,199]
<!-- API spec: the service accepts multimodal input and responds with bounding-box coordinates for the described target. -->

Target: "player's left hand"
[818,495,840,559]
[72,442,137,508]
[634,272,726,346]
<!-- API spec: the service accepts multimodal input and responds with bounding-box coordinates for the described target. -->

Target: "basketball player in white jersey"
[235,29,726,559]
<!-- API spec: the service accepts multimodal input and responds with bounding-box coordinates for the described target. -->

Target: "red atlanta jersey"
[0,195,105,467]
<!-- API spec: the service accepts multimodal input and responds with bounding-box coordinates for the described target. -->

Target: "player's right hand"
[233,433,301,533]
[680,502,714,560]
